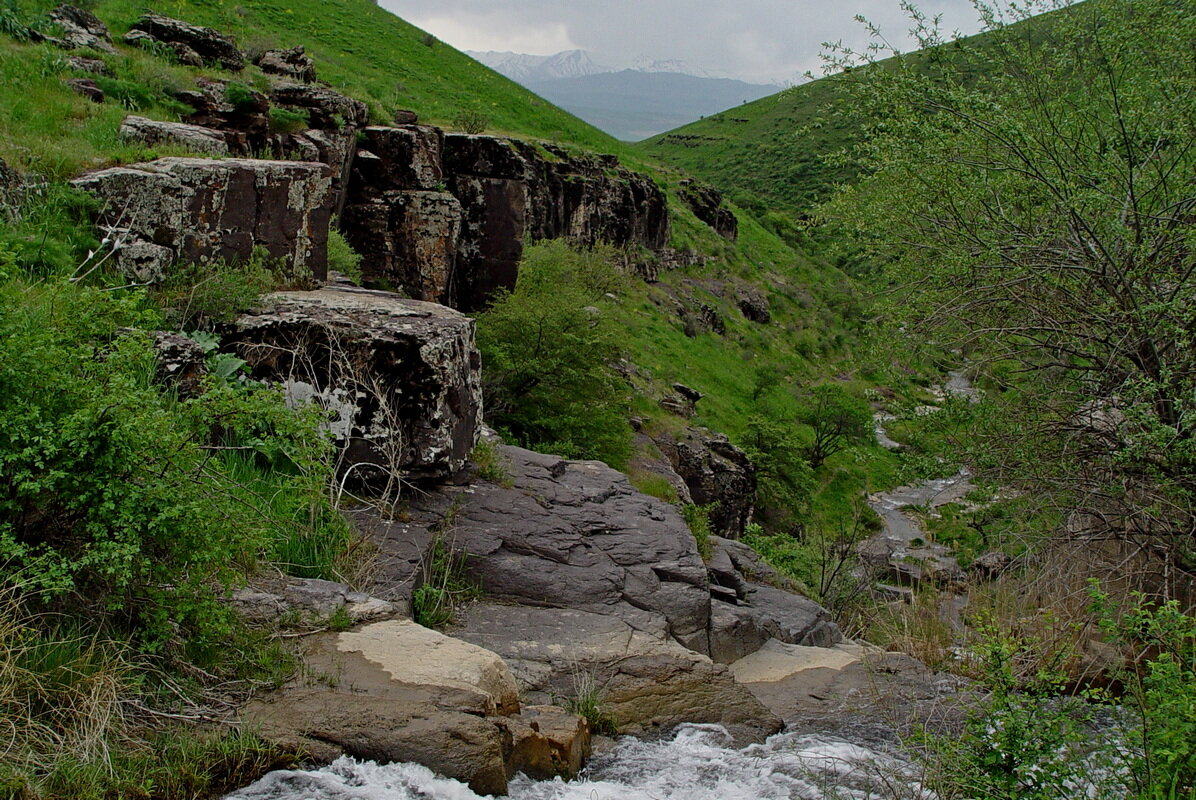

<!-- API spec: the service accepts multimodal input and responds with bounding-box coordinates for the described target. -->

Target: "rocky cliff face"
[72,157,332,282]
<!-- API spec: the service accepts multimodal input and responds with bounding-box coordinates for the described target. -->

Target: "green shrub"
[326,228,363,284]
[268,106,309,134]
[412,535,477,629]
[680,503,714,561]
[223,81,260,113]
[476,241,632,468]
[451,110,488,134]
[470,439,512,487]
[151,251,278,331]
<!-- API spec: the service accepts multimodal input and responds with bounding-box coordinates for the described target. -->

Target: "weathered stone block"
[340,190,463,304]
[72,157,332,281]
[227,286,482,482]
[352,126,445,192]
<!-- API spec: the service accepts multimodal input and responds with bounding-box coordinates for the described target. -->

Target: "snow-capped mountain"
[466,49,610,83]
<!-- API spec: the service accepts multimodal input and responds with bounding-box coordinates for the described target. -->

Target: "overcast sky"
[378,0,987,85]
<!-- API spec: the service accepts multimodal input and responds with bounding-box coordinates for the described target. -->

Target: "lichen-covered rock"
[654,428,756,538]
[126,13,244,71]
[340,190,463,305]
[151,331,208,397]
[66,55,112,76]
[119,115,230,156]
[48,5,115,53]
[254,45,316,83]
[72,157,332,281]
[226,287,482,482]
[270,81,369,130]
[351,126,445,191]
[678,179,738,239]
[736,284,771,323]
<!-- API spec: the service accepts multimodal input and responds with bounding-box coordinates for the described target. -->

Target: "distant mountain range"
[467,49,781,141]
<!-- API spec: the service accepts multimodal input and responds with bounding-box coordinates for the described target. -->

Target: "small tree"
[796,384,872,468]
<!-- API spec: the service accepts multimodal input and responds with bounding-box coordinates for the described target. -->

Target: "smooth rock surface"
[337,620,520,716]
[456,603,782,745]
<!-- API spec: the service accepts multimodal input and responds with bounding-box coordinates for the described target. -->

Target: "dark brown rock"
[72,157,332,282]
[653,428,755,538]
[393,108,419,125]
[736,285,771,323]
[350,126,445,192]
[340,190,463,304]
[254,45,316,83]
[226,287,482,482]
[48,4,114,53]
[66,55,111,76]
[127,13,244,71]
[679,179,737,239]
[65,77,103,103]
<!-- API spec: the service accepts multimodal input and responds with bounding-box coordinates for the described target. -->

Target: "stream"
[224,373,986,800]
[226,723,930,800]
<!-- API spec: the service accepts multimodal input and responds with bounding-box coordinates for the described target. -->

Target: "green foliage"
[822,0,1196,570]
[629,470,678,503]
[679,503,714,561]
[223,81,259,113]
[796,383,872,469]
[411,534,477,629]
[1090,584,1196,798]
[916,622,1112,800]
[151,251,278,331]
[451,109,488,134]
[743,413,814,530]
[470,439,512,488]
[267,105,309,134]
[561,670,617,736]
[326,228,363,284]
[476,241,632,468]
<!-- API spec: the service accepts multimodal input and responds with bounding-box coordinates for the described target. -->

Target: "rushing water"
[226,724,931,800]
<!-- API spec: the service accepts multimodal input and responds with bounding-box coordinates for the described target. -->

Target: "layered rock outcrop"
[679,179,737,240]
[72,157,332,282]
[654,428,756,538]
[124,13,245,71]
[225,286,482,482]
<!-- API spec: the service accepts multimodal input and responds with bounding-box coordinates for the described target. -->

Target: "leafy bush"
[476,241,632,468]
[452,110,488,134]
[411,535,477,629]
[151,251,278,331]
[796,383,872,468]
[268,106,309,134]
[680,503,714,561]
[223,81,260,113]
[0,279,340,649]
[326,228,363,284]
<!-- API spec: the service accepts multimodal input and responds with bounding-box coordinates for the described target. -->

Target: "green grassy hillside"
[0,0,622,175]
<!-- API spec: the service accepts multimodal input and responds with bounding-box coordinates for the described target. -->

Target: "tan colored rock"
[730,639,862,684]
[337,619,520,715]
[501,705,591,779]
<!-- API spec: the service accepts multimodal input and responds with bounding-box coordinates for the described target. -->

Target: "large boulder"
[365,444,713,650]
[457,603,782,745]
[254,45,317,83]
[339,190,463,304]
[678,179,737,239]
[125,13,244,71]
[72,157,332,282]
[653,428,756,538]
[243,621,589,795]
[47,4,115,53]
[226,286,482,482]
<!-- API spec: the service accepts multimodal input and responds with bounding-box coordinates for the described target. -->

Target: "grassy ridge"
[0,0,622,175]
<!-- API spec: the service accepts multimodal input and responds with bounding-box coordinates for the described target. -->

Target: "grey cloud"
[380,0,985,83]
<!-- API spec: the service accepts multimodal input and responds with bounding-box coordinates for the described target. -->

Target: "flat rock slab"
[455,603,781,745]
[729,638,971,734]
[337,620,519,715]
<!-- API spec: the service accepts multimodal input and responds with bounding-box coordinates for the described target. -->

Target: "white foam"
[226,725,931,800]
